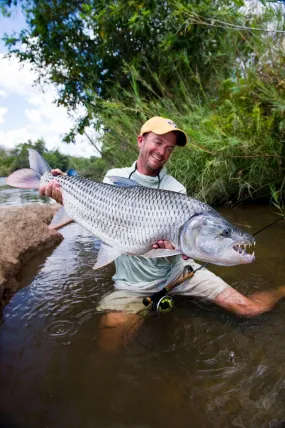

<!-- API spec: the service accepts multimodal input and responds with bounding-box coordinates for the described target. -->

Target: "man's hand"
[39,169,64,204]
[153,240,174,251]
[152,240,190,260]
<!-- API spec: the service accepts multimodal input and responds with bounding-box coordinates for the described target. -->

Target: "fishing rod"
[142,263,208,313]
[142,215,284,313]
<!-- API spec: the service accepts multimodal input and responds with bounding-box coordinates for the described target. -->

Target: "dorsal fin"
[28,149,51,175]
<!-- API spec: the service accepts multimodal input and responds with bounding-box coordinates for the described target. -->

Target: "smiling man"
[100,117,230,318]
[136,120,179,174]
[40,116,285,350]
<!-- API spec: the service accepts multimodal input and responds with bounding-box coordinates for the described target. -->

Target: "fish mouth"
[233,241,256,261]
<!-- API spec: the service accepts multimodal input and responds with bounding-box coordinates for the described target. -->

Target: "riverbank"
[0,204,63,303]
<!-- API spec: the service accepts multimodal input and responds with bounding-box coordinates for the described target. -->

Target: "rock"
[0,204,63,302]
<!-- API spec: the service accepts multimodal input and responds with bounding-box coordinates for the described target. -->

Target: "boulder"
[0,204,63,302]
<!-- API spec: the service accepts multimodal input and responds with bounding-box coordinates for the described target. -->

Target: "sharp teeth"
[252,251,255,257]
[242,250,245,255]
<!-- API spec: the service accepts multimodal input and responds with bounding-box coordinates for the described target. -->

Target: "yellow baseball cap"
[140,116,187,146]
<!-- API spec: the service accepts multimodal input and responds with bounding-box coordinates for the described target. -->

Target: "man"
[40,117,285,349]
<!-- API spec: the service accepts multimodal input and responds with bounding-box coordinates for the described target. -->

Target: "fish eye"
[221,228,231,237]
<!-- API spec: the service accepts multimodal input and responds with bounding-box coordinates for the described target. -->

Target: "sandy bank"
[0,204,63,302]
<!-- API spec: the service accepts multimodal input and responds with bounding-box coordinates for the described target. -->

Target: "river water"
[1,177,285,428]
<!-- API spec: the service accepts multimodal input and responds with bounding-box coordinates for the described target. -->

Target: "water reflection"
[0,180,285,427]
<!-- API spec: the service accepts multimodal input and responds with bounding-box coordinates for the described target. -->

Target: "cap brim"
[152,126,187,146]
[175,129,187,146]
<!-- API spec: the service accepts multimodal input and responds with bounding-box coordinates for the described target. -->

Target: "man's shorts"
[97,260,231,314]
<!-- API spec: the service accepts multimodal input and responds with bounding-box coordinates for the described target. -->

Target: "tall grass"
[97,64,284,205]
[79,1,285,206]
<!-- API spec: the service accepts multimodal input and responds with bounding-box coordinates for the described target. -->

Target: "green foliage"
[270,180,285,217]
[1,1,285,204]
[97,51,285,204]
[0,139,106,181]
[8,138,47,170]
[44,150,69,171]
[0,148,16,175]
[68,156,108,181]
[1,0,255,141]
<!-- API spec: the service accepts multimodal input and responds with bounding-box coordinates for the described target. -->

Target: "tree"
[1,0,249,141]
[44,149,69,171]
[10,138,50,170]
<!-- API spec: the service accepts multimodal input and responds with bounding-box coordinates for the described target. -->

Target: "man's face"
[137,131,177,173]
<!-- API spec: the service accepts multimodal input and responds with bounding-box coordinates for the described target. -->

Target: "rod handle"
[143,297,152,307]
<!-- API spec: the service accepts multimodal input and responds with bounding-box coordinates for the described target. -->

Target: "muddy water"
[1,178,285,428]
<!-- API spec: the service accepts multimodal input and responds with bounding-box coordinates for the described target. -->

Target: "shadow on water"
[18,247,57,290]
[1,181,285,427]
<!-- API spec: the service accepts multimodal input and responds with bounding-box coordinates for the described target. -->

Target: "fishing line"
[252,216,284,237]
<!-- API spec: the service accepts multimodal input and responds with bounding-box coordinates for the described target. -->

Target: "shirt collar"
[130,161,166,185]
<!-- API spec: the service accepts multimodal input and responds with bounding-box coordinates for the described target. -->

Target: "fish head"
[180,211,255,266]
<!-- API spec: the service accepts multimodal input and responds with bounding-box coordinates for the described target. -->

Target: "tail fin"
[6,149,51,189]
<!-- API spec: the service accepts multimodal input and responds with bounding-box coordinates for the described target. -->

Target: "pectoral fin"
[49,206,74,230]
[143,249,181,258]
[93,243,122,270]
[107,176,140,187]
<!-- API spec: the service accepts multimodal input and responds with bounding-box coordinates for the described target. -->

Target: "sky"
[0,2,283,158]
[0,7,101,158]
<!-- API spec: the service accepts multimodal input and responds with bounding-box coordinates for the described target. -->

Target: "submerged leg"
[97,289,150,351]
[99,312,144,352]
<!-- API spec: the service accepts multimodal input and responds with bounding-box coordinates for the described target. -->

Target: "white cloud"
[0,127,35,148]
[0,89,8,98]
[0,53,102,158]
[0,125,102,157]
[0,54,39,96]
[25,108,43,124]
[0,107,8,124]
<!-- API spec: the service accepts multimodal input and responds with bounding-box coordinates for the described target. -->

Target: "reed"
[97,63,285,205]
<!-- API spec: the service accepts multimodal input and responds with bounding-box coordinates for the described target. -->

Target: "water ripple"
[44,319,75,338]
[1,194,285,428]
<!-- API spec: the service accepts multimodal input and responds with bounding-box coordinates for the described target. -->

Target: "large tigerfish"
[6,149,256,269]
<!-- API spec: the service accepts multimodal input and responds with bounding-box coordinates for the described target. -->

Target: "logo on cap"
[167,119,177,128]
